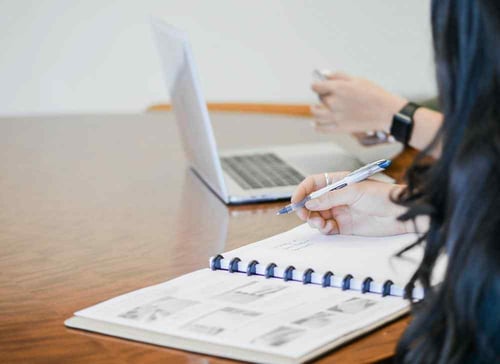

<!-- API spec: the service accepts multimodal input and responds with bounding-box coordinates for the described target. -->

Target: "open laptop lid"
[151,19,229,202]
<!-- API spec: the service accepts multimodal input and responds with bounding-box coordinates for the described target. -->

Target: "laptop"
[152,19,361,204]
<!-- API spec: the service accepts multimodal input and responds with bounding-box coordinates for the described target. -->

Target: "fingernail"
[323,220,333,234]
[308,217,322,228]
[305,200,318,209]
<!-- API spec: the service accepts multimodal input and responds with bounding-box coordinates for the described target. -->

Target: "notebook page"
[73,268,408,361]
[216,224,446,296]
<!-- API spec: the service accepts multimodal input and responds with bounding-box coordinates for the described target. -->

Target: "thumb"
[326,71,351,81]
[305,185,360,211]
[311,78,349,96]
[311,81,334,96]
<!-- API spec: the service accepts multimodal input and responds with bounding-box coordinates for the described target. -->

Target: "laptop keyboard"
[220,153,304,190]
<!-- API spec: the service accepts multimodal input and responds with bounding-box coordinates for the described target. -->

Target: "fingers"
[293,175,320,221]
[311,104,346,125]
[312,88,339,121]
[292,172,350,221]
[310,104,342,133]
[311,72,351,96]
[292,172,350,203]
[307,212,340,235]
[305,184,362,211]
[318,93,334,108]
[326,71,351,81]
[311,81,333,96]
[307,211,325,229]
[311,79,345,96]
[310,104,336,124]
[320,219,340,234]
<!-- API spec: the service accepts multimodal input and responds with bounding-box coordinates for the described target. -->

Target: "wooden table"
[0,109,416,364]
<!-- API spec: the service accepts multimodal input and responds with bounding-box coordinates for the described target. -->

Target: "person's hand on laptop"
[310,72,408,133]
[292,172,412,236]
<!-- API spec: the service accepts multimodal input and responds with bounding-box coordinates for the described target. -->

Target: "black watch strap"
[390,102,420,145]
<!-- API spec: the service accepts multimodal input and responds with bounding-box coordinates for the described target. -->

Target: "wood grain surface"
[0,109,416,364]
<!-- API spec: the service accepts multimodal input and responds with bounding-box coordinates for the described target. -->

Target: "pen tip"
[276,208,288,215]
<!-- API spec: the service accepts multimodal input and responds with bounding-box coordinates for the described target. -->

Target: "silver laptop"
[152,19,361,204]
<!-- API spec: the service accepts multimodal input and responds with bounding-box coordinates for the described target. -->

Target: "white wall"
[0,0,436,116]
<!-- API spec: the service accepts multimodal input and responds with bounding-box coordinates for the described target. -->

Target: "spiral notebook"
[65,224,446,364]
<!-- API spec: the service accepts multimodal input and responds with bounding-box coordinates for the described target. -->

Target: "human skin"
[292,171,428,236]
[310,72,443,157]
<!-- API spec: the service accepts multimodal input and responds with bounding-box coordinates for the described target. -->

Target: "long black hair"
[395,0,500,363]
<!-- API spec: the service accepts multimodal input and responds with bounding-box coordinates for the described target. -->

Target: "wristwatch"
[390,102,420,145]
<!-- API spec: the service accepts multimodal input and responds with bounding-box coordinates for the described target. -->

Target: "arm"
[311,73,443,157]
[409,107,442,157]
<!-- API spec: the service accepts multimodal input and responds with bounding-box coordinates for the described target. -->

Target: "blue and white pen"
[276,159,391,215]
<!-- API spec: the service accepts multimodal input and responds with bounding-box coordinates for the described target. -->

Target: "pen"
[276,159,391,215]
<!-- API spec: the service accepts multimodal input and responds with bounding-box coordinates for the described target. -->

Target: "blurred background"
[0,0,435,116]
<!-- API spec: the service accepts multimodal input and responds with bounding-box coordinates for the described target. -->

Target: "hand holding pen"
[277,159,391,215]
[278,159,412,236]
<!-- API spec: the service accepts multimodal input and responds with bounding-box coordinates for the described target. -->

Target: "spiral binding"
[246,260,259,276]
[228,257,241,273]
[211,254,224,270]
[322,271,334,287]
[362,277,373,294]
[284,266,295,281]
[302,268,314,284]
[342,274,353,290]
[265,263,277,278]
[382,280,393,297]
[211,255,406,297]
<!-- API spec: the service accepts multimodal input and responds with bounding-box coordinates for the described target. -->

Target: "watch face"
[395,113,412,126]
[391,103,418,145]
[391,113,413,144]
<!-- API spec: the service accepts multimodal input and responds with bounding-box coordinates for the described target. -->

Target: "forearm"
[408,107,443,157]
